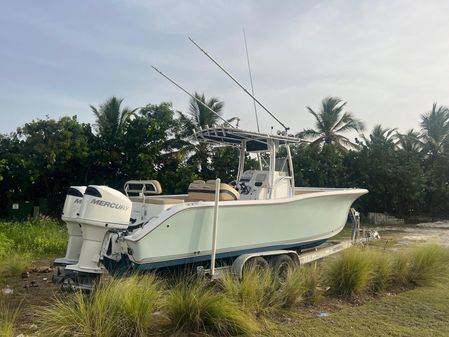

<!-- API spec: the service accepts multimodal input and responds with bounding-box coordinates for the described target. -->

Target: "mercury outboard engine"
[65,185,131,279]
[54,186,86,266]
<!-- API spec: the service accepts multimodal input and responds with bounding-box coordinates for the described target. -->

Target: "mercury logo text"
[90,198,130,211]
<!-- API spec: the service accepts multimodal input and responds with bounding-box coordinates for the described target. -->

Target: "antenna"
[243,28,260,133]
[188,36,289,133]
[151,66,235,128]
[243,29,262,170]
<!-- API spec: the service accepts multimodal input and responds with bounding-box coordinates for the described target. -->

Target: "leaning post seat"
[188,180,240,201]
[124,180,163,199]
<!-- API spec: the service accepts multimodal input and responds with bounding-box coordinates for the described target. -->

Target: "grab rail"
[210,178,220,278]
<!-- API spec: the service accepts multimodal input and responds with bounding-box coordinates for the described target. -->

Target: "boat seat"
[125,180,163,196]
[188,180,240,201]
[129,196,185,205]
[144,197,185,205]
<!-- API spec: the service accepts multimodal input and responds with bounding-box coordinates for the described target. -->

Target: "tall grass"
[404,244,449,286]
[0,297,19,337]
[278,265,321,308]
[0,218,67,257]
[220,267,282,315]
[164,277,258,336]
[324,244,449,297]
[41,274,162,337]
[0,253,32,278]
[366,251,393,294]
[323,248,372,297]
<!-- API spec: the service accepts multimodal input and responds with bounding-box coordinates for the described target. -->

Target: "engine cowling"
[65,185,131,274]
[54,186,86,266]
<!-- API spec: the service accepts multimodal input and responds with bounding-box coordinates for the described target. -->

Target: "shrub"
[0,297,19,337]
[220,266,282,315]
[323,248,372,297]
[164,277,258,336]
[41,274,162,337]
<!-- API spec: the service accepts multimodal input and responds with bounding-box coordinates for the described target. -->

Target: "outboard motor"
[65,185,131,276]
[54,186,86,266]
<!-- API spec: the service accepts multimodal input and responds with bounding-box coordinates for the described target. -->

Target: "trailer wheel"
[271,254,294,280]
[242,256,268,276]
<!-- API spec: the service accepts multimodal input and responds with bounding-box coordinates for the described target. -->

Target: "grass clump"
[405,244,449,286]
[278,266,321,308]
[41,274,162,337]
[366,251,393,294]
[390,244,449,288]
[220,266,282,315]
[116,274,162,337]
[323,248,372,298]
[390,251,412,288]
[0,253,32,278]
[0,297,19,337]
[164,277,258,336]
[0,218,67,257]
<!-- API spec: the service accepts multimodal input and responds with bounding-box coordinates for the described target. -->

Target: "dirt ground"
[3,221,449,336]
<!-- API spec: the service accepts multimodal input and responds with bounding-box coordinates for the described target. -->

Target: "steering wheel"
[238,182,250,195]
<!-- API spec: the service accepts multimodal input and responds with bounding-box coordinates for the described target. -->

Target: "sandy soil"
[372,220,449,247]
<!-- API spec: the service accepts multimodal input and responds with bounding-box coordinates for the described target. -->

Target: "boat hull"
[119,188,367,270]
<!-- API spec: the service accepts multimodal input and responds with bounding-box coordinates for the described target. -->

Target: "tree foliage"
[0,98,448,218]
[297,96,365,153]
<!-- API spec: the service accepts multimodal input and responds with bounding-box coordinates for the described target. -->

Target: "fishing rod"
[243,28,260,133]
[188,36,290,133]
[243,29,262,170]
[151,66,235,128]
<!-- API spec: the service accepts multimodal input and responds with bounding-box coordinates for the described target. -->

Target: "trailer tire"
[243,256,268,276]
[271,254,294,280]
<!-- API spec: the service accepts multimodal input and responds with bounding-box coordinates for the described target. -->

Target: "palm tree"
[178,92,238,134]
[297,97,365,153]
[178,93,238,176]
[420,102,449,157]
[395,129,423,153]
[362,125,397,148]
[90,96,137,147]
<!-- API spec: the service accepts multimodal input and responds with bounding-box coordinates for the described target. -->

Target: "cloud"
[1,0,449,136]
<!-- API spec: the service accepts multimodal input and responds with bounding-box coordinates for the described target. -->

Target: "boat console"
[237,170,290,200]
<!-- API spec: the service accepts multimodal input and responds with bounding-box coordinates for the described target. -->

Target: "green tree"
[292,143,345,188]
[91,96,137,147]
[345,125,425,215]
[420,103,449,215]
[120,102,195,193]
[297,96,364,153]
[420,102,449,158]
[395,129,423,154]
[90,97,138,182]
[14,116,93,213]
[178,93,237,179]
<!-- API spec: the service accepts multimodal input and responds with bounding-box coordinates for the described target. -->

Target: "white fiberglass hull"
[121,188,367,270]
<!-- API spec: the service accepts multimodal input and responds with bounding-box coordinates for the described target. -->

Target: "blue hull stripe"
[103,239,327,273]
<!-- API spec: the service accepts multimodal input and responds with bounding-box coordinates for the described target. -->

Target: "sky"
[1,0,449,136]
